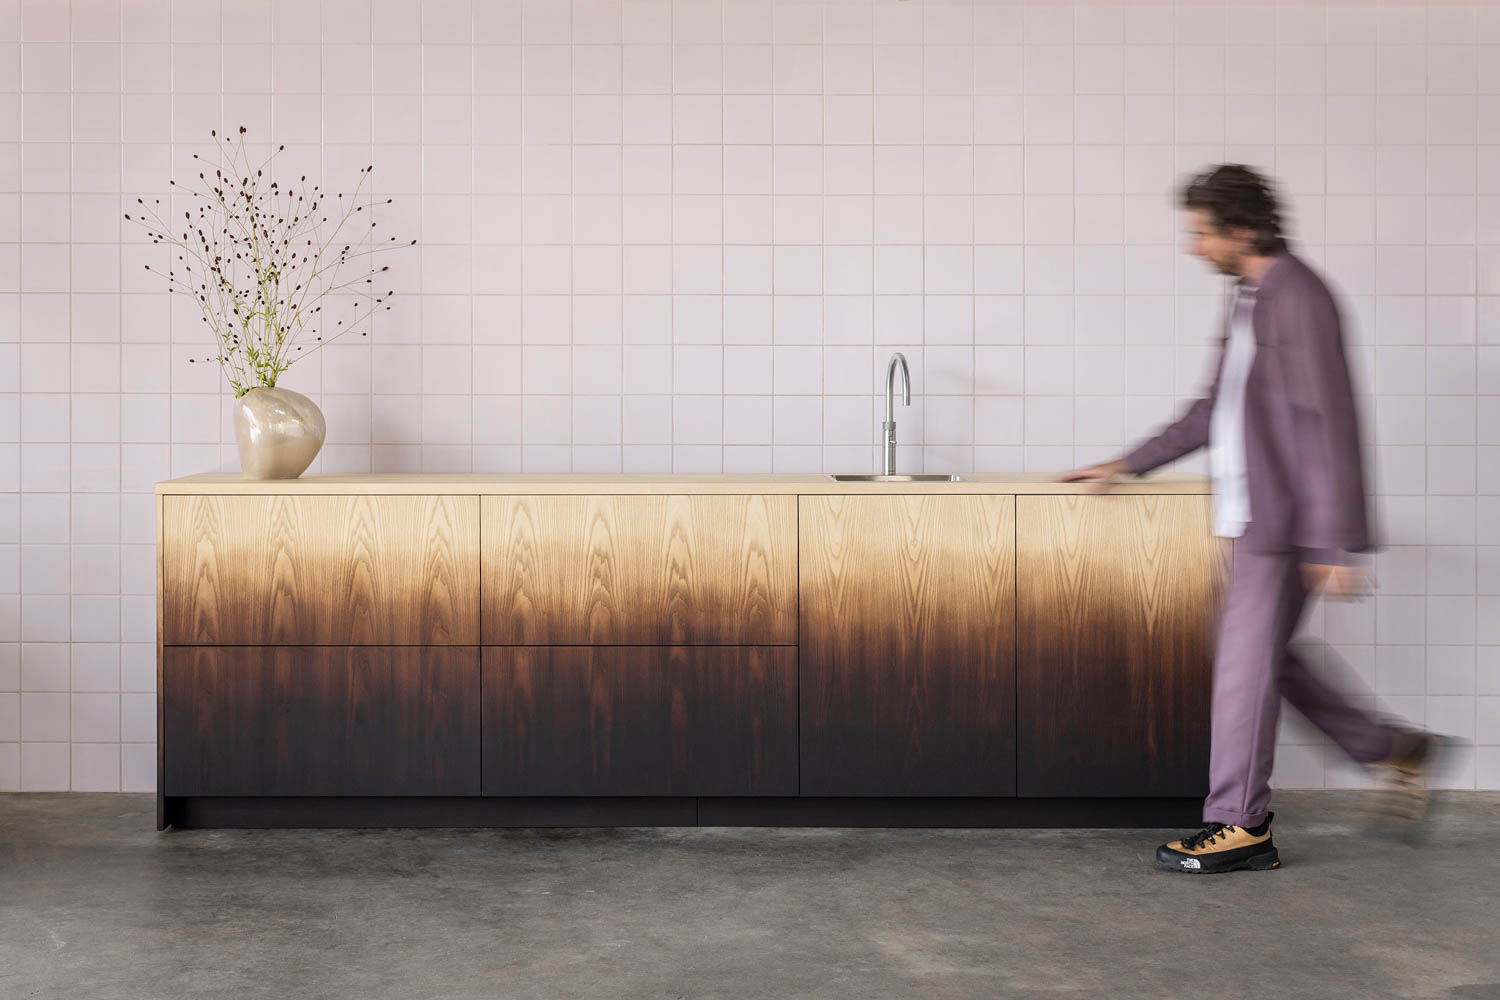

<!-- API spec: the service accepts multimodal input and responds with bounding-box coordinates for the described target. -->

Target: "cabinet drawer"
[1016,494,1228,796]
[482,645,797,796]
[163,646,481,796]
[161,494,479,645]
[483,495,797,645]
[798,495,1017,796]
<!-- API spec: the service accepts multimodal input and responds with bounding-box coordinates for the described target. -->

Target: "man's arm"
[1120,395,1215,476]
[1276,279,1371,568]
[1118,334,1228,476]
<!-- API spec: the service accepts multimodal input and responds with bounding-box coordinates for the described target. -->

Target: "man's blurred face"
[1186,207,1253,277]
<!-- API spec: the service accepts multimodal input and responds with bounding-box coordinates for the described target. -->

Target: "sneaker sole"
[1155,849,1281,874]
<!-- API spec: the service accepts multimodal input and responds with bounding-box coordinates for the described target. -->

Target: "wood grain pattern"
[482,645,797,796]
[163,646,481,796]
[798,495,1017,796]
[1016,494,1230,797]
[483,495,797,645]
[161,494,479,645]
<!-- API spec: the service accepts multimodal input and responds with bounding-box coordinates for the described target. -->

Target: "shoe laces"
[1180,822,1237,850]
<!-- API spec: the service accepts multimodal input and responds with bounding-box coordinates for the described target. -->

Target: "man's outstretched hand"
[1054,458,1132,494]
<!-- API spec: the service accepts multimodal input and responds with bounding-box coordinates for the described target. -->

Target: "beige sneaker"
[1364,730,1455,842]
[1156,813,1281,874]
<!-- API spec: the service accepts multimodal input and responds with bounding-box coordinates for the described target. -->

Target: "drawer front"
[798,495,1017,796]
[161,494,480,645]
[1016,494,1228,797]
[482,645,798,796]
[483,495,797,645]
[163,646,481,796]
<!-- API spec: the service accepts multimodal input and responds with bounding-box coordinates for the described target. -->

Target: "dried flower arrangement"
[124,127,415,397]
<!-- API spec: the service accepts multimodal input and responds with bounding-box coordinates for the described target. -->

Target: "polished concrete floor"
[2,792,1498,1000]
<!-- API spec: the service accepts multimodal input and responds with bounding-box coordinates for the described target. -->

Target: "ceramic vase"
[233,386,326,480]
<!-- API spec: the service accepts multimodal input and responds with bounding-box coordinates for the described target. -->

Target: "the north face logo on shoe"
[1181,858,1202,869]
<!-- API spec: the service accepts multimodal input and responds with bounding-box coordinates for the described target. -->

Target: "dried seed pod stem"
[123,128,415,397]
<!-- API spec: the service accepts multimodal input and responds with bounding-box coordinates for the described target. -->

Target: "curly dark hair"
[1181,164,1286,255]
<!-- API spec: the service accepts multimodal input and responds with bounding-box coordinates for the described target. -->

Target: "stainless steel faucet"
[882,351,911,476]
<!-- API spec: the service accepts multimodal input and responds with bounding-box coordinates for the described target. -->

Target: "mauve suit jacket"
[1121,250,1378,567]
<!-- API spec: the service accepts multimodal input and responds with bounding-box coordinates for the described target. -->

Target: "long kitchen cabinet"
[155,474,1227,829]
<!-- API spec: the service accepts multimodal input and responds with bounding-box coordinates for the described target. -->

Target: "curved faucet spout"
[885,352,911,424]
[883,352,911,475]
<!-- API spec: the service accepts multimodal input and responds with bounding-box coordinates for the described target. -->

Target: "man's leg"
[1278,647,1395,765]
[1201,543,1310,828]
[1278,595,1449,835]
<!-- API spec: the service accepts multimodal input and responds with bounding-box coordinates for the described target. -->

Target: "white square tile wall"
[2,0,1497,790]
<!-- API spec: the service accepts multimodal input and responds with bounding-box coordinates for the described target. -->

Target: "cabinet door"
[1016,494,1229,797]
[798,495,1017,796]
[163,646,481,796]
[483,495,797,645]
[483,646,797,796]
[161,494,480,645]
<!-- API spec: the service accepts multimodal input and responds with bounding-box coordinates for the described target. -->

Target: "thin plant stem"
[123,127,415,397]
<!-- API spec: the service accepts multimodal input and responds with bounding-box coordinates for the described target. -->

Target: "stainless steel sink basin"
[826,474,967,482]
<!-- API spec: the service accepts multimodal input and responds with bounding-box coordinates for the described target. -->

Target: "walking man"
[1058,164,1448,874]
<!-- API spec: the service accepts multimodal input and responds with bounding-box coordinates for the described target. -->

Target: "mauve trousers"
[1201,540,1398,828]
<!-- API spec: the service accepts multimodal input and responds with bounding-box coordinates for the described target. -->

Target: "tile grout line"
[518,1,525,473]
[907,8,924,468]
[66,0,74,789]
[721,0,726,475]
[467,1,474,477]
[1420,0,1429,776]
[619,0,625,474]
[1473,1,1481,778]
[114,0,124,791]
[1019,2,1027,469]
[568,1,575,474]
[370,1,378,469]
[970,0,977,474]
[669,1,675,475]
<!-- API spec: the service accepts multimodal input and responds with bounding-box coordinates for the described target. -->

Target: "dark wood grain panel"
[163,646,481,796]
[482,645,797,796]
[482,495,797,645]
[798,495,1017,796]
[161,494,479,645]
[1016,494,1230,797]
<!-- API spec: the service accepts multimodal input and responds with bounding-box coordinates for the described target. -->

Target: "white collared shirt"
[1208,282,1257,538]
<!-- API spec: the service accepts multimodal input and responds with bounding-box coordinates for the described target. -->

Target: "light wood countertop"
[156,472,1211,495]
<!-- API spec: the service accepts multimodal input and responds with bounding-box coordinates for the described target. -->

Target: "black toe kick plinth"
[161,796,1203,830]
[698,797,1202,828]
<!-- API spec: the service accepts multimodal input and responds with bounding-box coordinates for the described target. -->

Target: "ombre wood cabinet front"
[157,483,1226,825]
[157,492,801,815]
[796,492,1228,799]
